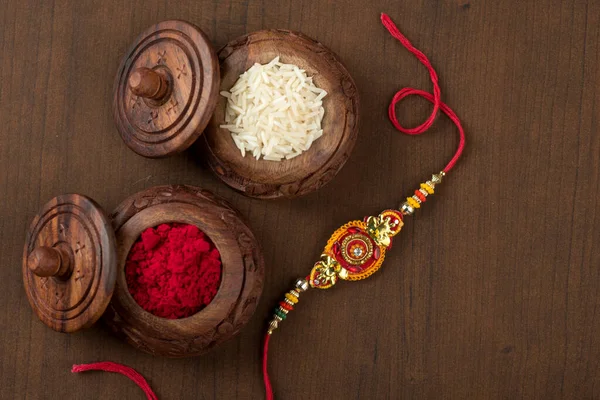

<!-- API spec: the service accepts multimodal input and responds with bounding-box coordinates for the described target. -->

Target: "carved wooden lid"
[22,194,117,333]
[113,20,220,158]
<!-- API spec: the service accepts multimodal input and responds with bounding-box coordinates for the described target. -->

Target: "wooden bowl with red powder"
[105,185,264,357]
[22,185,264,358]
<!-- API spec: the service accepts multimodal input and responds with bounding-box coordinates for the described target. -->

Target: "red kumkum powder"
[125,223,222,319]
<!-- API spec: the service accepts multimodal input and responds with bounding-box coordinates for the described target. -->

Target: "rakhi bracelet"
[262,13,466,400]
[266,171,444,330]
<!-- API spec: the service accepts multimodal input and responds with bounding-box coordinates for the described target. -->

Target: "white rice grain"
[221,57,327,161]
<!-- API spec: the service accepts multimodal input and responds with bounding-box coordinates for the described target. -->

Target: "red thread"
[263,334,274,400]
[71,362,158,400]
[126,223,222,319]
[381,13,465,173]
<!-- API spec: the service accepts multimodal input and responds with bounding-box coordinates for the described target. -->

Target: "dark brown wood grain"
[203,29,359,199]
[114,20,220,158]
[2,0,600,399]
[22,194,117,333]
[105,185,264,357]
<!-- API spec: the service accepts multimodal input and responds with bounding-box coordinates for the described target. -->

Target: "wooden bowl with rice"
[202,29,360,199]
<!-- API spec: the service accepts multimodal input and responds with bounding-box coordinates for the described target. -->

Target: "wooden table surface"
[1,0,599,399]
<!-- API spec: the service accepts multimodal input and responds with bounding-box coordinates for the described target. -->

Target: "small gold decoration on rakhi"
[309,254,341,289]
[366,212,403,247]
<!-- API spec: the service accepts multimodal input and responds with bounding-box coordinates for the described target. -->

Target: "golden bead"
[401,202,415,215]
[268,320,278,334]
[295,278,310,292]
[431,172,444,184]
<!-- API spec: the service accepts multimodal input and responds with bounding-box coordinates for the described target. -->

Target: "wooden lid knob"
[27,246,71,279]
[128,67,171,101]
[113,20,220,158]
[22,194,117,333]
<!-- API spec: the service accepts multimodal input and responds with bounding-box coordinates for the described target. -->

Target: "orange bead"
[414,190,426,202]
